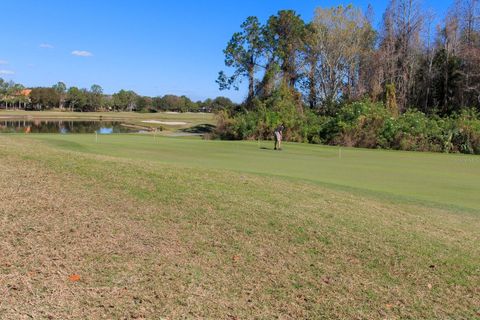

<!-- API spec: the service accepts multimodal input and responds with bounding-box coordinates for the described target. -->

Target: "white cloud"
[71,50,93,57]
[0,60,7,65]
[40,43,54,49]
[0,70,15,75]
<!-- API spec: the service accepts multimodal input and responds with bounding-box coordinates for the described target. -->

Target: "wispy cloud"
[0,60,7,65]
[71,50,93,57]
[0,70,15,75]
[40,43,54,49]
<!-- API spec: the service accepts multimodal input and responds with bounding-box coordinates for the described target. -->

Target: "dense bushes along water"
[214,90,480,155]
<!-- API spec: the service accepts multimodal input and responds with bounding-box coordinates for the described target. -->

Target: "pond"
[0,120,146,134]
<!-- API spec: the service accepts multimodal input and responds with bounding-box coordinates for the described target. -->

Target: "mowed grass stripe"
[24,133,480,212]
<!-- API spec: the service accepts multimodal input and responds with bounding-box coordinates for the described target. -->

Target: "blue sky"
[1,0,452,102]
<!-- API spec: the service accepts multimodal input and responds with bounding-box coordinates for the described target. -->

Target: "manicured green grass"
[1,134,479,319]
[28,133,480,212]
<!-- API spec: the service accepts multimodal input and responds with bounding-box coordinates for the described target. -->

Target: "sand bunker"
[142,120,187,125]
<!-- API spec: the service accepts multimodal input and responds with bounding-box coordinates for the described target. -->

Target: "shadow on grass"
[260,147,278,151]
[181,124,216,134]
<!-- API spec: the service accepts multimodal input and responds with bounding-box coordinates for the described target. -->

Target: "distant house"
[20,89,32,97]
[0,88,32,110]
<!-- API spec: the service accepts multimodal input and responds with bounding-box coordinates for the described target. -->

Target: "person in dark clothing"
[274,124,284,150]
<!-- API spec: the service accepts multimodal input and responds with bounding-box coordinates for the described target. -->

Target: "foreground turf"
[1,135,479,319]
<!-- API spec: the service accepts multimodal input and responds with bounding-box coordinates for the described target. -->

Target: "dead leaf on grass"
[68,274,81,282]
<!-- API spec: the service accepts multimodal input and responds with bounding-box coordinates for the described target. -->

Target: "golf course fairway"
[1,134,479,319]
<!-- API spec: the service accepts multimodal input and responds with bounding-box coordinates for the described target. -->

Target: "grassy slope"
[31,134,480,211]
[1,134,479,319]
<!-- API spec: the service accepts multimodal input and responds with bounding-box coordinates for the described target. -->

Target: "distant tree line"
[215,0,480,154]
[0,79,235,113]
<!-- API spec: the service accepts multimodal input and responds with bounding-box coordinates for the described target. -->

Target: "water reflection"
[98,127,114,135]
[0,120,141,134]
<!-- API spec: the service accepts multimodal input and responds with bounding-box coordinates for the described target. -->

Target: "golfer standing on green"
[274,124,284,150]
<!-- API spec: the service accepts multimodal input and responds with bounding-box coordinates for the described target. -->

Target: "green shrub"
[328,101,389,148]
[450,110,480,154]
[214,85,323,143]
[390,111,444,152]
[214,96,480,154]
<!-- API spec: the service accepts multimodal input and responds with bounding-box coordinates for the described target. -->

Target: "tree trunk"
[247,61,255,105]
[308,58,317,108]
[443,48,450,112]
